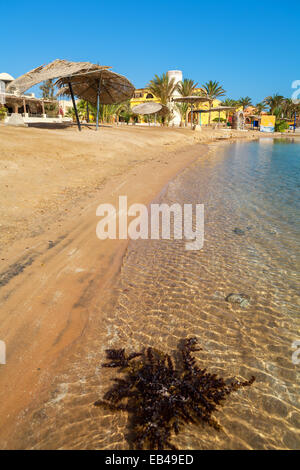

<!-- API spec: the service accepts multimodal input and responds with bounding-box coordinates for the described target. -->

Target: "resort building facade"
[0,71,73,125]
[0,72,52,116]
[130,70,229,126]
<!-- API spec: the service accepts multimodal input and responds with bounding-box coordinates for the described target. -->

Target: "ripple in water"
[103,138,300,450]
[21,139,300,450]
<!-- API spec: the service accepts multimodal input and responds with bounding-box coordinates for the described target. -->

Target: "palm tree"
[115,100,133,124]
[273,106,284,120]
[263,94,284,115]
[282,99,292,119]
[175,102,189,127]
[176,78,198,96]
[39,79,58,116]
[77,100,89,120]
[201,80,226,124]
[222,98,238,107]
[70,100,132,124]
[255,101,267,115]
[147,73,177,105]
[40,79,56,99]
[219,98,238,122]
[238,96,252,111]
[281,98,300,120]
[176,78,198,126]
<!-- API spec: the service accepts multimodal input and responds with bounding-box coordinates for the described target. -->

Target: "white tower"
[167,70,183,126]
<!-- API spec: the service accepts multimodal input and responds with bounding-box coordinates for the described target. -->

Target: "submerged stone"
[226,293,250,308]
[233,228,245,235]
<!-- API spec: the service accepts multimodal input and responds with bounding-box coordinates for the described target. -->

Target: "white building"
[57,98,79,115]
[167,70,183,126]
[0,72,72,126]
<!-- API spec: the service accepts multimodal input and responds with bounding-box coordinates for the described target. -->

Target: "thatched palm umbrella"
[212,105,235,123]
[172,96,212,128]
[7,59,135,131]
[56,69,134,130]
[131,102,168,126]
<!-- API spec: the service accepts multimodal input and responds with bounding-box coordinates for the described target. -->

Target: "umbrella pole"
[96,78,101,131]
[191,104,194,129]
[154,113,156,125]
[68,81,81,132]
[149,114,150,127]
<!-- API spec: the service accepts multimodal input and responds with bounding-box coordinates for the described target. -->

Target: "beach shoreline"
[0,125,279,448]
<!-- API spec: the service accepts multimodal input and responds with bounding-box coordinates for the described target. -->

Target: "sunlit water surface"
[25,139,300,450]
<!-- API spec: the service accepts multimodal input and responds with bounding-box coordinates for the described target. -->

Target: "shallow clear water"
[23,138,300,450]
[103,138,300,449]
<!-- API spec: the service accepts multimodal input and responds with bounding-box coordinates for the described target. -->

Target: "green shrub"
[275,120,289,132]
[0,106,7,121]
[119,111,131,124]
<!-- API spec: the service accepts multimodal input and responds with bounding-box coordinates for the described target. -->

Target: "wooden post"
[23,99,26,115]
[41,100,45,115]
[68,81,81,131]
[96,78,101,131]
[191,104,194,129]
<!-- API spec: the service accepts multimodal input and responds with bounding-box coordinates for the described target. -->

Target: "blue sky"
[2,1,299,103]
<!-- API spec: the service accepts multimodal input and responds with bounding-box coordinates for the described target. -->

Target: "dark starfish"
[95,337,255,450]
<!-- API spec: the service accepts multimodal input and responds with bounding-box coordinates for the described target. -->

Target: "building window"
[146,93,154,99]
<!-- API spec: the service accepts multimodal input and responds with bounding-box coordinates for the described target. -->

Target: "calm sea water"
[22,138,300,450]
[102,138,300,450]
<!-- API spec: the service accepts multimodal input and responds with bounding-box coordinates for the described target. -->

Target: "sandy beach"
[0,125,283,448]
[1,0,299,453]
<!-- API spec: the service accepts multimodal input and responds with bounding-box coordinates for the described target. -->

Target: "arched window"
[146,93,154,99]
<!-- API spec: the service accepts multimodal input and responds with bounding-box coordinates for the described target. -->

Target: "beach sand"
[0,124,265,448]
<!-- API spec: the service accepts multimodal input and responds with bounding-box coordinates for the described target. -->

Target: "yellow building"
[190,91,226,125]
[131,88,161,108]
[130,88,162,123]
[130,87,233,125]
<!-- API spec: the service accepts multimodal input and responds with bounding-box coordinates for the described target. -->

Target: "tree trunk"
[208,102,212,125]
[185,108,190,127]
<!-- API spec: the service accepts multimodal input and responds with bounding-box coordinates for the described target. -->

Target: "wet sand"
[0,124,272,448]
